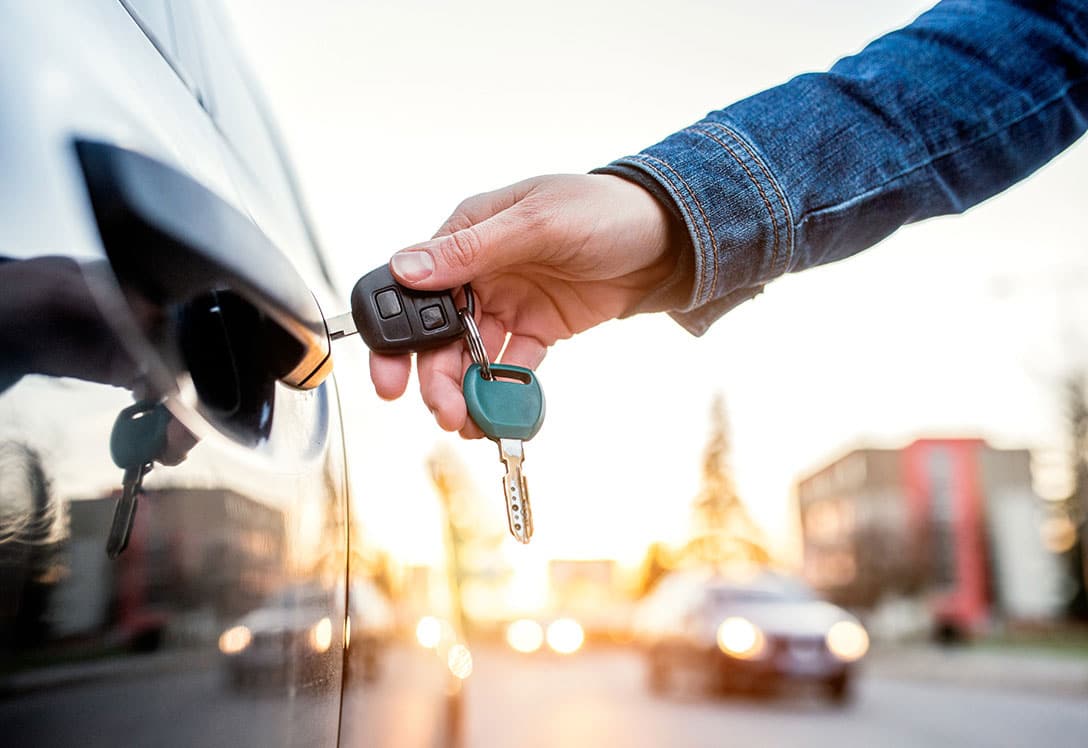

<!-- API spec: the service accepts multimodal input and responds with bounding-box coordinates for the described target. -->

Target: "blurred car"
[219,583,336,689]
[633,570,869,703]
[0,2,463,746]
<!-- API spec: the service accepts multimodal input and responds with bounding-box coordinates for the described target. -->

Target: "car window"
[706,582,815,605]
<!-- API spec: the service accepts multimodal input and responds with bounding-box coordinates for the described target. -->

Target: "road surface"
[464,646,1088,748]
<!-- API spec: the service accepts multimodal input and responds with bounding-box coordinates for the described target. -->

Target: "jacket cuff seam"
[623,154,719,308]
[691,121,795,279]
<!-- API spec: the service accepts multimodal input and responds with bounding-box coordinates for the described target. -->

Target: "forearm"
[600,0,1088,334]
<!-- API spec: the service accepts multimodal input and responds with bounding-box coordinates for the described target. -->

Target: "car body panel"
[0,2,460,746]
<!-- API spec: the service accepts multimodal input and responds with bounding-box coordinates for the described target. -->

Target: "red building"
[797,439,1064,637]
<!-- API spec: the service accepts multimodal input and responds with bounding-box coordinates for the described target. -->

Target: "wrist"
[590,168,695,315]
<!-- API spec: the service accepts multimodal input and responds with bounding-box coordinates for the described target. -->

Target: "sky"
[221,0,1088,587]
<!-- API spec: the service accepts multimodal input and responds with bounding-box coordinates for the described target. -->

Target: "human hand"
[369,174,680,437]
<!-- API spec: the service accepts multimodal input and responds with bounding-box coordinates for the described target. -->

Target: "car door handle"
[75,140,331,389]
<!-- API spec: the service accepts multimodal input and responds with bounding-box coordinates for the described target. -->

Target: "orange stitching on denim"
[634,154,718,304]
[704,121,793,273]
[693,125,782,279]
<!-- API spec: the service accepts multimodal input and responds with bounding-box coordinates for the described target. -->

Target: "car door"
[0,2,347,746]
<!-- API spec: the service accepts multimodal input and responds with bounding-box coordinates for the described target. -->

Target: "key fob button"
[374,288,402,319]
[419,304,445,331]
[350,264,465,353]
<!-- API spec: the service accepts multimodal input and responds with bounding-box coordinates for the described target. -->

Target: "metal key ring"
[458,307,492,381]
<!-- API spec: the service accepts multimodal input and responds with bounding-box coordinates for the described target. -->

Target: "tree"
[683,394,770,566]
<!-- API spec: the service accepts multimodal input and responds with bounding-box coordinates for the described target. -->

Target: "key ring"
[458,283,492,380]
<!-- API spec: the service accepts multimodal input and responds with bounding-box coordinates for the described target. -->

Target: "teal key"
[106,401,170,559]
[462,363,545,543]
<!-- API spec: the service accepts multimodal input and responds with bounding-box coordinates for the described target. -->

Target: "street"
[5,643,1086,747]
[464,646,1088,748]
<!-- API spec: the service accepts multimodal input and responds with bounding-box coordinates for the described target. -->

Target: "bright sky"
[222,0,1088,582]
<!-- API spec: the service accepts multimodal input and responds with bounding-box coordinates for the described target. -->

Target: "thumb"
[390,208,540,290]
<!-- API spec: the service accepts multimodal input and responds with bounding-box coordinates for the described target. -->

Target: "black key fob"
[350,265,465,354]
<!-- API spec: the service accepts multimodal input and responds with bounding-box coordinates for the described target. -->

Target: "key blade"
[107,465,146,559]
[498,438,533,544]
[326,311,358,341]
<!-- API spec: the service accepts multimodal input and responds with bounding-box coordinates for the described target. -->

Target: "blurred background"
[222,0,1087,744]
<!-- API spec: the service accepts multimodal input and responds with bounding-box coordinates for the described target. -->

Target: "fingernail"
[391,250,434,282]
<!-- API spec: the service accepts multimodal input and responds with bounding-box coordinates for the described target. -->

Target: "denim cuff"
[600,120,792,335]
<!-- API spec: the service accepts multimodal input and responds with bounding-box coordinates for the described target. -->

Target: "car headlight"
[309,617,333,653]
[826,620,869,662]
[545,618,584,655]
[716,617,766,659]
[218,625,252,655]
[506,619,544,653]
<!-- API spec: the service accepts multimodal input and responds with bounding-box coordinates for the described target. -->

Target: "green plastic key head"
[463,363,545,441]
[109,400,171,470]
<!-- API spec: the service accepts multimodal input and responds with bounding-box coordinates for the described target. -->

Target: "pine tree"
[685,393,770,566]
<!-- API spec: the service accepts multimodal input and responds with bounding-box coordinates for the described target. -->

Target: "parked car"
[0,2,463,746]
[633,569,869,703]
[219,583,338,690]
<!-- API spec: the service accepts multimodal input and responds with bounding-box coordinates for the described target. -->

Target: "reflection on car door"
[0,3,346,746]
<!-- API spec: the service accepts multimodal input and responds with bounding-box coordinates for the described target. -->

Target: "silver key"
[325,311,356,341]
[107,463,149,559]
[498,438,533,544]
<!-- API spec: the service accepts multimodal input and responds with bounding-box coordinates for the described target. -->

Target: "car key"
[462,362,546,544]
[325,264,466,354]
[106,400,170,559]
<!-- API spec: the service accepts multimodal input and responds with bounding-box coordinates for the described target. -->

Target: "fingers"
[417,345,466,432]
[390,194,550,291]
[417,314,506,435]
[498,332,548,370]
[369,352,411,400]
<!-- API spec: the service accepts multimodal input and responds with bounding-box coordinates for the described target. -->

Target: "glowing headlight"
[416,616,443,649]
[826,620,869,662]
[309,617,333,653]
[506,619,545,654]
[545,618,584,655]
[716,617,766,659]
[218,625,252,655]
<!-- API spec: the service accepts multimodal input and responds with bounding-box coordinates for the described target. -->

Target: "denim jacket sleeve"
[596,0,1088,335]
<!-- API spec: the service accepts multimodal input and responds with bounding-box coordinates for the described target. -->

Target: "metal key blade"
[107,464,148,559]
[325,311,357,341]
[498,438,533,544]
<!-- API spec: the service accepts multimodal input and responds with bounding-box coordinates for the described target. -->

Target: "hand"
[369,174,680,437]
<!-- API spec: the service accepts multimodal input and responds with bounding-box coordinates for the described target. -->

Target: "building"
[797,439,1065,636]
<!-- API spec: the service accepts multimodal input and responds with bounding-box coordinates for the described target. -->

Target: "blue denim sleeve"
[597,0,1088,335]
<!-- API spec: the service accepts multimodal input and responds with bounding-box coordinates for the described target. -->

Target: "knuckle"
[438,226,483,269]
[442,205,475,235]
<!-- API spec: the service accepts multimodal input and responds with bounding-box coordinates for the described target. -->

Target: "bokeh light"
[506,619,545,654]
[416,616,443,649]
[218,625,251,655]
[546,618,585,655]
[826,620,870,662]
[716,617,766,659]
[447,643,473,679]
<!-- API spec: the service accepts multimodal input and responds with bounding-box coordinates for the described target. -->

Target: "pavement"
[464,646,1088,748]
[864,643,1088,696]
